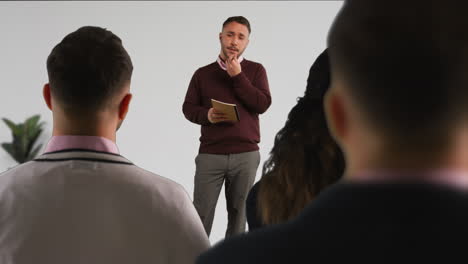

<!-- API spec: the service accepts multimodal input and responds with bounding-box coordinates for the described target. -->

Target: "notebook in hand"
[211,99,240,122]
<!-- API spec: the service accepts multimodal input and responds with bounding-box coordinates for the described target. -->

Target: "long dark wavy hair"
[257,49,345,225]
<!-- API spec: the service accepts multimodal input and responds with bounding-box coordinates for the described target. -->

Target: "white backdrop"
[0,1,343,244]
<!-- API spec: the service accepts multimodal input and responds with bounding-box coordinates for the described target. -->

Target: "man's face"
[219,22,250,59]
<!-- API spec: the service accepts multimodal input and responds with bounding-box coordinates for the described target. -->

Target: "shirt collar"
[217,55,244,71]
[44,135,120,154]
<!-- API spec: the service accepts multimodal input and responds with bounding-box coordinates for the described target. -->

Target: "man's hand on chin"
[226,54,241,77]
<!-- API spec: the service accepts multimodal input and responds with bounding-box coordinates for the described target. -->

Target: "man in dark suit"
[197,0,468,262]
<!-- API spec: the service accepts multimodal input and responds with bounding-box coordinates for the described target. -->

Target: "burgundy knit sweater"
[183,58,271,154]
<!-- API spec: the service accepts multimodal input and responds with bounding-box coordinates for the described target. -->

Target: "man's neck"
[52,129,116,143]
[344,149,468,183]
[52,121,116,143]
[345,167,468,190]
[52,112,117,142]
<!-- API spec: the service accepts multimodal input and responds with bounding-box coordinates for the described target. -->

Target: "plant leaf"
[26,117,44,154]
[2,115,45,164]
[27,128,43,154]
[2,142,22,164]
[2,118,20,136]
[1,143,15,157]
[14,123,28,163]
[27,121,44,141]
[27,144,42,161]
[26,115,40,129]
[25,115,40,138]
[33,121,45,132]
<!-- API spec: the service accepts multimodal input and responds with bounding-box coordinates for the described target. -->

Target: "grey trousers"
[193,150,260,238]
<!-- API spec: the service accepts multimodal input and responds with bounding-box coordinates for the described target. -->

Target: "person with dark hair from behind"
[0,26,209,264]
[246,49,344,230]
[197,0,468,262]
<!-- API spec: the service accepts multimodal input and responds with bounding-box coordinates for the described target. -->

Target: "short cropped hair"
[328,0,468,145]
[46,26,133,113]
[223,16,251,34]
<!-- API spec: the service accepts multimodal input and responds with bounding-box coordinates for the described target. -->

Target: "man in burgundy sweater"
[182,16,271,238]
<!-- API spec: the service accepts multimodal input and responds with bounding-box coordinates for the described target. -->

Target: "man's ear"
[219,32,223,41]
[118,93,133,121]
[324,87,348,146]
[43,83,53,110]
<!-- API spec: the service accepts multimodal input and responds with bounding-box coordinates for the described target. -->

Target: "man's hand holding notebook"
[208,99,240,123]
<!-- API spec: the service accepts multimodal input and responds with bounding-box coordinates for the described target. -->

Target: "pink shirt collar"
[217,55,244,71]
[351,169,468,190]
[44,135,119,154]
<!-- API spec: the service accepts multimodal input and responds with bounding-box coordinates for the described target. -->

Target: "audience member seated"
[0,26,209,264]
[197,1,468,262]
[246,49,344,230]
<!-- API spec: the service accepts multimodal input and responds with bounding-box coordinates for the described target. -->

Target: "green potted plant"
[1,115,45,164]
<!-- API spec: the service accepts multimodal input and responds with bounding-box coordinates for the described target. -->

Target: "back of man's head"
[46,26,133,115]
[328,0,468,149]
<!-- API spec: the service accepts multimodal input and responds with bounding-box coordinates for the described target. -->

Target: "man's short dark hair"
[223,16,251,34]
[328,0,468,146]
[47,26,133,114]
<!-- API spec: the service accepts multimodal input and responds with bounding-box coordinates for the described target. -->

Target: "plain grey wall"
[0,1,343,244]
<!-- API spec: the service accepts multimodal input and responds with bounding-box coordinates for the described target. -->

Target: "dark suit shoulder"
[197,222,303,264]
[198,181,468,264]
[295,182,468,244]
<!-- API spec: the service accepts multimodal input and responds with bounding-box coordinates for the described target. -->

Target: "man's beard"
[223,47,242,59]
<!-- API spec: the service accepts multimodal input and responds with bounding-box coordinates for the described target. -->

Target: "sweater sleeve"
[182,69,211,126]
[231,64,272,114]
